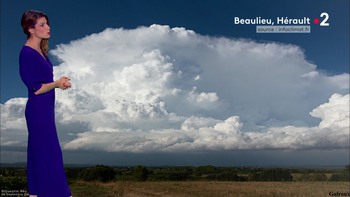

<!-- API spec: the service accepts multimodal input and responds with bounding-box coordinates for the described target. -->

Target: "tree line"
[1,164,349,190]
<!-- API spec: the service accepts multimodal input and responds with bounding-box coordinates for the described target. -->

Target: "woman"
[19,10,72,197]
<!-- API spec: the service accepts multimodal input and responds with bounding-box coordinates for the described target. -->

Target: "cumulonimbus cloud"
[1,25,349,153]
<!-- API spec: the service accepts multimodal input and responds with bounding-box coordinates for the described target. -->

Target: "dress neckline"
[24,45,48,61]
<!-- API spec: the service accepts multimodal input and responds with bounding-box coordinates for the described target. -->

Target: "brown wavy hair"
[21,10,50,56]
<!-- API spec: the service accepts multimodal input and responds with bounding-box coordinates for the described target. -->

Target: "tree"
[250,168,293,182]
[78,165,115,182]
[133,165,148,181]
[298,173,328,181]
[209,172,245,181]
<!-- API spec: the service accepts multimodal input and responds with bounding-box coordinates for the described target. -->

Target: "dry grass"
[70,181,350,197]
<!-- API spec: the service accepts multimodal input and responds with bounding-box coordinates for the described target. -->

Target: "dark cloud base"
[61,149,349,167]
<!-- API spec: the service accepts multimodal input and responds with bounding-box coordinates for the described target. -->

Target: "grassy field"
[70,181,350,197]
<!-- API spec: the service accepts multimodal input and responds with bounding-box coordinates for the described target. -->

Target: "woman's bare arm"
[34,76,71,95]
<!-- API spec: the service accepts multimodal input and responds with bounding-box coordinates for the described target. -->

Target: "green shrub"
[0,176,27,190]
[329,173,350,182]
[250,168,293,182]
[78,165,115,182]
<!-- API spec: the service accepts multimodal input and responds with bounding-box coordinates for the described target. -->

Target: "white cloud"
[310,93,349,129]
[0,98,28,147]
[1,25,349,153]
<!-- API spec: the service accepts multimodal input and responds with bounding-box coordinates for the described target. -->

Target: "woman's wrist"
[54,80,60,88]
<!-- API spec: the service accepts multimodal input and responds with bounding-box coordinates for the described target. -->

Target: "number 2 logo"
[320,12,329,26]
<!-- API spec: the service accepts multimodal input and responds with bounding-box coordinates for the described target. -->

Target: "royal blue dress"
[19,46,71,197]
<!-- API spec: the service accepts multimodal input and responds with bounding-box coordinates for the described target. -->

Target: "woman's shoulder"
[20,45,33,54]
[19,48,41,69]
[20,45,35,54]
[19,46,38,60]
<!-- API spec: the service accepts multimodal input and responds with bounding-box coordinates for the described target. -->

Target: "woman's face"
[30,17,50,39]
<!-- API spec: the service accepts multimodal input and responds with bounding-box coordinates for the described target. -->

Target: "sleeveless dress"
[19,46,71,197]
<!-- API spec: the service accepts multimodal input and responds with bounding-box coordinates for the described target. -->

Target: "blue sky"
[1,0,349,166]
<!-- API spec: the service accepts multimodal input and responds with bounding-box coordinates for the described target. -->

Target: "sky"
[1,0,349,167]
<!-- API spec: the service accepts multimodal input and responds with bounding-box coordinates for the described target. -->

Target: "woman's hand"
[57,76,71,90]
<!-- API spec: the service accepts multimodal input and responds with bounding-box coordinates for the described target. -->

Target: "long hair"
[21,10,50,56]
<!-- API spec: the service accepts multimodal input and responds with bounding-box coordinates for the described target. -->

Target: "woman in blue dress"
[19,10,72,197]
